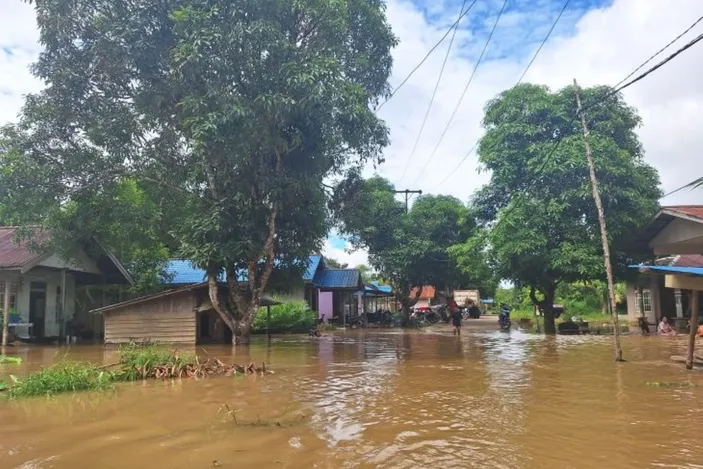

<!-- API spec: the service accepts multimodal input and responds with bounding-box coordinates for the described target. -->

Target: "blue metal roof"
[164,260,234,284]
[312,269,361,289]
[628,264,703,276]
[366,282,393,294]
[166,255,324,286]
[304,255,322,282]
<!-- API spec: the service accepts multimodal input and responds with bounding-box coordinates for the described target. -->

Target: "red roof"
[0,227,49,269]
[674,254,703,268]
[410,286,436,299]
[663,206,703,221]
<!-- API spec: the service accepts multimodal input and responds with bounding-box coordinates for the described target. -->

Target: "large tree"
[331,175,476,321]
[1,0,396,343]
[457,83,661,333]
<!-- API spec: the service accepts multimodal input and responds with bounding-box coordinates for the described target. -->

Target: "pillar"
[686,290,700,370]
[2,280,11,347]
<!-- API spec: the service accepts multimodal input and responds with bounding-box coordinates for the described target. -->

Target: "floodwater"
[1,321,703,469]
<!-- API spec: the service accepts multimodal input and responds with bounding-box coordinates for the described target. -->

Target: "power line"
[397,0,476,183]
[462,30,703,251]
[375,3,481,112]
[429,0,572,189]
[410,0,509,187]
[611,15,703,92]
[516,0,572,84]
[431,17,703,191]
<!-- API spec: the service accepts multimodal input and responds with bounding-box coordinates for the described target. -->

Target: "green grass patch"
[6,362,115,399]
[0,355,22,365]
[116,342,196,381]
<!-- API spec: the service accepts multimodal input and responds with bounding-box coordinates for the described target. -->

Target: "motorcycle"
[498,304,511,331]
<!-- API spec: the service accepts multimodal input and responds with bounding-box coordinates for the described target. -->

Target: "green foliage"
[332,175,481,318]
[6,362,115,399]
[116,342,195,381]
[2,0,397,342]
[252,300,315,333]
[0,355,23,365]
[458,83,661,333]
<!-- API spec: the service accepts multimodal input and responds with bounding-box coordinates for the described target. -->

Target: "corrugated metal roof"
[664,205,703,220]
[410,286,436,299]
[629,264,703,276]
[304,255,322,282]
[0,227,48,269]
[165,254,324,286]
[312,269,361,289]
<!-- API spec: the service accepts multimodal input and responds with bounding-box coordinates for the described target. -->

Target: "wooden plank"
[687,290,700,370]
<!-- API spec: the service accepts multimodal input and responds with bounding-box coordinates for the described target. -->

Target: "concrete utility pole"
[573,79,624,362]
[393,189,423,213]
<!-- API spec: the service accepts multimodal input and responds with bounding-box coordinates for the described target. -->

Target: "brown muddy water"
[1,326,703,469]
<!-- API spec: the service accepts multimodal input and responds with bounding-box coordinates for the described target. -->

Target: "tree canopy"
[455,83,661,333]
[331,174,486,318]
[1,0,397,343]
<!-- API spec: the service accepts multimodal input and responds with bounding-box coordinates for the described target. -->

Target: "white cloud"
[1,0,702,264]
[377,0,703,206]
[321,237,370,269]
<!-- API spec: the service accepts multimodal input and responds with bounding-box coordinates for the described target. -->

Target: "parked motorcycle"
[498,304,511,331]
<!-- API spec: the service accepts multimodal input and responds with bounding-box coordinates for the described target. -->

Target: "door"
[199,312,210,340]
[29,290,47,338]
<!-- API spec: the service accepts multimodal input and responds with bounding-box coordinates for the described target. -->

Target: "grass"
[0,355,22,365]
[116,342,196,381]
[6,362,115,399]
[3,342,199,399]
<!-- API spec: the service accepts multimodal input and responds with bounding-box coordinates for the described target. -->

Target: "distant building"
[163,254,363,324]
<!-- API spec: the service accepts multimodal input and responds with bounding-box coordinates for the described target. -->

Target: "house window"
[635,289,653,315]
[0,281,19,312]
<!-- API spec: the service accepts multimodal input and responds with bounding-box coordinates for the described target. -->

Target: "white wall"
[1,268,76,337]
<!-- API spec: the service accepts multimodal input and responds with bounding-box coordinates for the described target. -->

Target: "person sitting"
[637,317,650,335]
[657,317,676,336]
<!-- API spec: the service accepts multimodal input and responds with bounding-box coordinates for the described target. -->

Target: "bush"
[7,362,115,399]
[117,342,196,381]
[252,300,315,333]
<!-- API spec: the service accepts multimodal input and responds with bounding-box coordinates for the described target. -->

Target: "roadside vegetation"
[252,300,316,334]
[2,343,271,400]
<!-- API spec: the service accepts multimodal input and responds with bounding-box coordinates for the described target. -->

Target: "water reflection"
[1,331,703,468]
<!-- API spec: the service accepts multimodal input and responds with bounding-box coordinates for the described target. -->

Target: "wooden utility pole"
[573,79,624,362]
[393,189,423,213]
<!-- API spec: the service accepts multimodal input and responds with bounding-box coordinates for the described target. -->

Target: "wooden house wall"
[103,290,196,344]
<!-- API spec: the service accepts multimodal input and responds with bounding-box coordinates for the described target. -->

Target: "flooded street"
[2,326,703,469]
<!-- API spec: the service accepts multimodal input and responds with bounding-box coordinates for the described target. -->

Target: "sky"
[2,0,703,268]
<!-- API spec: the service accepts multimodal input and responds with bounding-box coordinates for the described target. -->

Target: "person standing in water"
[449,296,462,335]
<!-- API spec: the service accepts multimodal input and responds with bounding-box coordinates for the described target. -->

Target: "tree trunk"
[207,274,235,333]
[532,286,557,335]
[232,308,256,346]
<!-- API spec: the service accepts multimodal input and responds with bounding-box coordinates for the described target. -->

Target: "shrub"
[116,342,196,381]
[252,300,315,333]
[7,362,115,399]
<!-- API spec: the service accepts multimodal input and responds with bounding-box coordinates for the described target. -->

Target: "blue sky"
[2,0,703,268]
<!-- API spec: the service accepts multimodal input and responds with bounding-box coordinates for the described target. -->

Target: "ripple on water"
[2,332,703,468]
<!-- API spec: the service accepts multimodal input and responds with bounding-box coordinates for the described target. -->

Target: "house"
[410,286,436,308]
[91,282,280,345]
[163,254,363,324]
[627,206,703,331]
[0,227,133,341]
[354,282,395,314]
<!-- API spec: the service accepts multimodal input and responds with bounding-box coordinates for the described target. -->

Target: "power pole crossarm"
[573,78,624,362]
[393,189,423,213]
